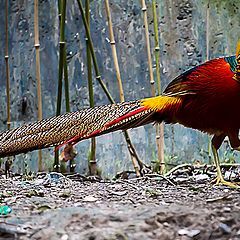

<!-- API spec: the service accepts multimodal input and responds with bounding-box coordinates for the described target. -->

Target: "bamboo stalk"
[104,0,141,177]
[206,0,212,164]
[76,0,148,174]
[141,0,164,174]
[54,0,67,171]
[5,0,10,131]
[63,48,70,113]
[58,0,61,18]
[60,0,70,112]
[104,0,124,102]
[123,131,142,175]
[85,0,94,108]
[206,1,209,62]
[76,0,114,104]
[34,0,43,171]
[141,0,155,96]
[57,0,66,115]
[85,0,97,175]
[62,4,71,171]
[152,0,161,96]
[5,0,12,171]
[171,125,175,156]
[152,0,165,174]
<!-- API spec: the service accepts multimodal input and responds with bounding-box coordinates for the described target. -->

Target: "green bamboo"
[76,0,149,173]
[85,0,97,175]
[62,3,71,171]
[54,0,67,171]
[58,0,61,16]
[206,1,210,62]
[60,0,70,112]
[34,0,43,171]
[57,0,66,115]
[63,47,70,113]
[76,0,114,104]
[5,0,12,172]
[206,0,212,163]
[152,0,165,174]
[141,0,164,173]
[152,0,161,96]
[5,0,10,131]
[104,0,124,102]
[86,0,94,109]
[104,0,142,176]
[141,0,155,96]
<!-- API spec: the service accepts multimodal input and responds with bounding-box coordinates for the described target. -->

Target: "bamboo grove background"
[0,0,239,177]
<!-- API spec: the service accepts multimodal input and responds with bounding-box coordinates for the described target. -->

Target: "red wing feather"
[164,57,234,97]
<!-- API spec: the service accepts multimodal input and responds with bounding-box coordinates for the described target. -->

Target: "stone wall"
[0,0,239,176]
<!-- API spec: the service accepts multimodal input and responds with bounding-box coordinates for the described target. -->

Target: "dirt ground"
[0,168,240,240]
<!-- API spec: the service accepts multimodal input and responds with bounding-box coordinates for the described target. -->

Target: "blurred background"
[0,0,239,177]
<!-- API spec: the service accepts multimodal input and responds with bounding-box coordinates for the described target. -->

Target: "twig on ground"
[206,194,233,203]
[145,173,176,186]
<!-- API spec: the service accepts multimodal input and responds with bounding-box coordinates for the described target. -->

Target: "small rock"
[219,222,231,234]
[34,179,44,185]
[59,191,71,198]
[224,169,239,181]
[83,195,98,202]
[25,189,44,197]
[61,234,69,240]
[175,177,188,183]
[109,190,127,196]
[43,172,65,185]
[178,228,200,237]
[222,207,231,212]
[111,184,123,190]
[37,205,52,212]
[194,174,209,182]
[163,222,169,227]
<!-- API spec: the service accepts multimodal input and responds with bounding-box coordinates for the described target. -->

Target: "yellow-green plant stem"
[77,0,147,173]
[152,0,165,174]
[141,0,155,96]
[5,0,12,169]
[34,0,43,171]
[85,0,97,175]
[104,0,141,176]
[104,0,124,102]
[206,1,212,163]
[76,0,114,104]
[54,0,67,171]
[63,48,70,113]
[5,0,10,131]
[141,0,164,173]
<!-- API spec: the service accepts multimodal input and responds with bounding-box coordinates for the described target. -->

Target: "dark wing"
[163,66,198,96]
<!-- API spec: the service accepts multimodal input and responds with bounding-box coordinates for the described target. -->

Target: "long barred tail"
[0,95,182,158]
[0,100,154,158]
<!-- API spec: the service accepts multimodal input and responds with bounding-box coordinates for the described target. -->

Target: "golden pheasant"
[0,42,240,187]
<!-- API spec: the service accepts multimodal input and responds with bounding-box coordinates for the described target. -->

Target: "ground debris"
[0,174,239,240]
[0,222,27,237]
[206,194,233,203]
[165,163,240,184]
[178,228,201,237]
